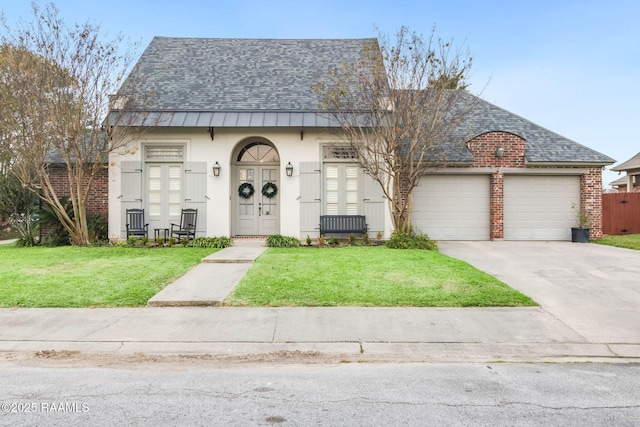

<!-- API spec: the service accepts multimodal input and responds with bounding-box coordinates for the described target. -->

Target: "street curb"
[2,342,639,364]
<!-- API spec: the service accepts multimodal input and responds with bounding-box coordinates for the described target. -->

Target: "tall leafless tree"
[0,2,149,245]
[316,26,478,233]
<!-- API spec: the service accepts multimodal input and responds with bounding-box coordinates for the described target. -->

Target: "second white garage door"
[504,175,580,240]
[412,175,490,240]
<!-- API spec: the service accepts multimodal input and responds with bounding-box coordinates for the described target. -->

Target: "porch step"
[202,245,267,263]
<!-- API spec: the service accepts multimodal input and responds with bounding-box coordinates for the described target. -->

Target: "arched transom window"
[236,142,279,163]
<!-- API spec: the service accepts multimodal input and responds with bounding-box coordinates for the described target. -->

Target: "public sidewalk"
[1,306,638,363]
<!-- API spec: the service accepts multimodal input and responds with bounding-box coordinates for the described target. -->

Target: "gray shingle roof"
[119,37,614,166]
[446,92,615,165]
[612,152,640,171]
[127,37,376,111]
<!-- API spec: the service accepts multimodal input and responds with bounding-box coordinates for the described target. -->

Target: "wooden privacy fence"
[602,193,640,235]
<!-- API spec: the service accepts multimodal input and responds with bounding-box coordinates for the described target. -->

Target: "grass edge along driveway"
[226,246,537,307]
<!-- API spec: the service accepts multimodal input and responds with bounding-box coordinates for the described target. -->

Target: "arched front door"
[233,141,280,236]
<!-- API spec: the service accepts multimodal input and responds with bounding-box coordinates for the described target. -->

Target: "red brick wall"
[581,168,603,238]
[490,171,504,239]
[42,165,109,238]
[469,132,525,239]
[469,132,526,169]
[466,131,604,240]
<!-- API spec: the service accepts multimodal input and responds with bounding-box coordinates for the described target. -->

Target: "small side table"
[154,228,169,242]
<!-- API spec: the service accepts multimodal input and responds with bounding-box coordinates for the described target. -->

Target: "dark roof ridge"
[150,36,376,41]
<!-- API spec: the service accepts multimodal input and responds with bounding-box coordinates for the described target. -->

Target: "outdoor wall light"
[496,147,505,158]
[212,161,221,177]
[286,162,294,177]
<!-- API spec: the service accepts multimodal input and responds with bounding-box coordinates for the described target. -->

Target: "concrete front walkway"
[147,240,267,307]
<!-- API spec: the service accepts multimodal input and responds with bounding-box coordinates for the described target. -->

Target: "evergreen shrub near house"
[87,214,108,243]
[39,197,73,246]
[266,234,301,248]
[386,228,437,250]
[190,236,233,249]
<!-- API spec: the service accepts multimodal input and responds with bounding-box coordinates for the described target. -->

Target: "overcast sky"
[2,0,638,187]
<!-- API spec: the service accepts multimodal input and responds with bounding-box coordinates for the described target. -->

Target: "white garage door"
[504,175,580,240]
[412,175,490,240]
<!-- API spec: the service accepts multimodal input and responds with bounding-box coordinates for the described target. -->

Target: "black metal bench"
[320,215,367,236]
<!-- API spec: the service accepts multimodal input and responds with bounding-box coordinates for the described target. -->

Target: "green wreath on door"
[238,182,255,199]
[261,182,278,198]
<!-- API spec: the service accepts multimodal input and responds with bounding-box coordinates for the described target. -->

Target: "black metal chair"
[171,208,197,242]
[125,209,149,239]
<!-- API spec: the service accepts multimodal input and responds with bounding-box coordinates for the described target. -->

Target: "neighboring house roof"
[611,152,640,171]
[115,36,614,167]
[610,176,628,187]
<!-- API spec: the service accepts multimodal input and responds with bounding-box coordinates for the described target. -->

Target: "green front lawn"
[226,247,536,307]
[0,244,218,307]
[592,234,640,250]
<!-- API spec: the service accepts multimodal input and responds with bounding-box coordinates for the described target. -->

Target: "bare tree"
[0,2,148,245]
[316,26,478,234]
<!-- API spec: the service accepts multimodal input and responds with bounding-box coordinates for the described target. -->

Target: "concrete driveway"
[439,241,640,344]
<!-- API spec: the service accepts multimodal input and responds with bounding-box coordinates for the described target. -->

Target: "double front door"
[235,166,279,236]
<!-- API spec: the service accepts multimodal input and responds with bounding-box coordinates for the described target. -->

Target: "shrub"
[127,235,138,246]
[306,235,312,247]
[317,236,326,247]
[362,232,369,245]
[156,236,164,246]
[386,229,437,250]
[266,234,300,248]
[10,212,39,247]
[88,214,108,243]
[190,236,233,248]
[349,233,356,245]
[39,197,72,246]
[328,236,340,247]
[168,237,177,246]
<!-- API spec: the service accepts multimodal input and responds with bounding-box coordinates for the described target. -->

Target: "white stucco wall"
[108,127,345,240]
